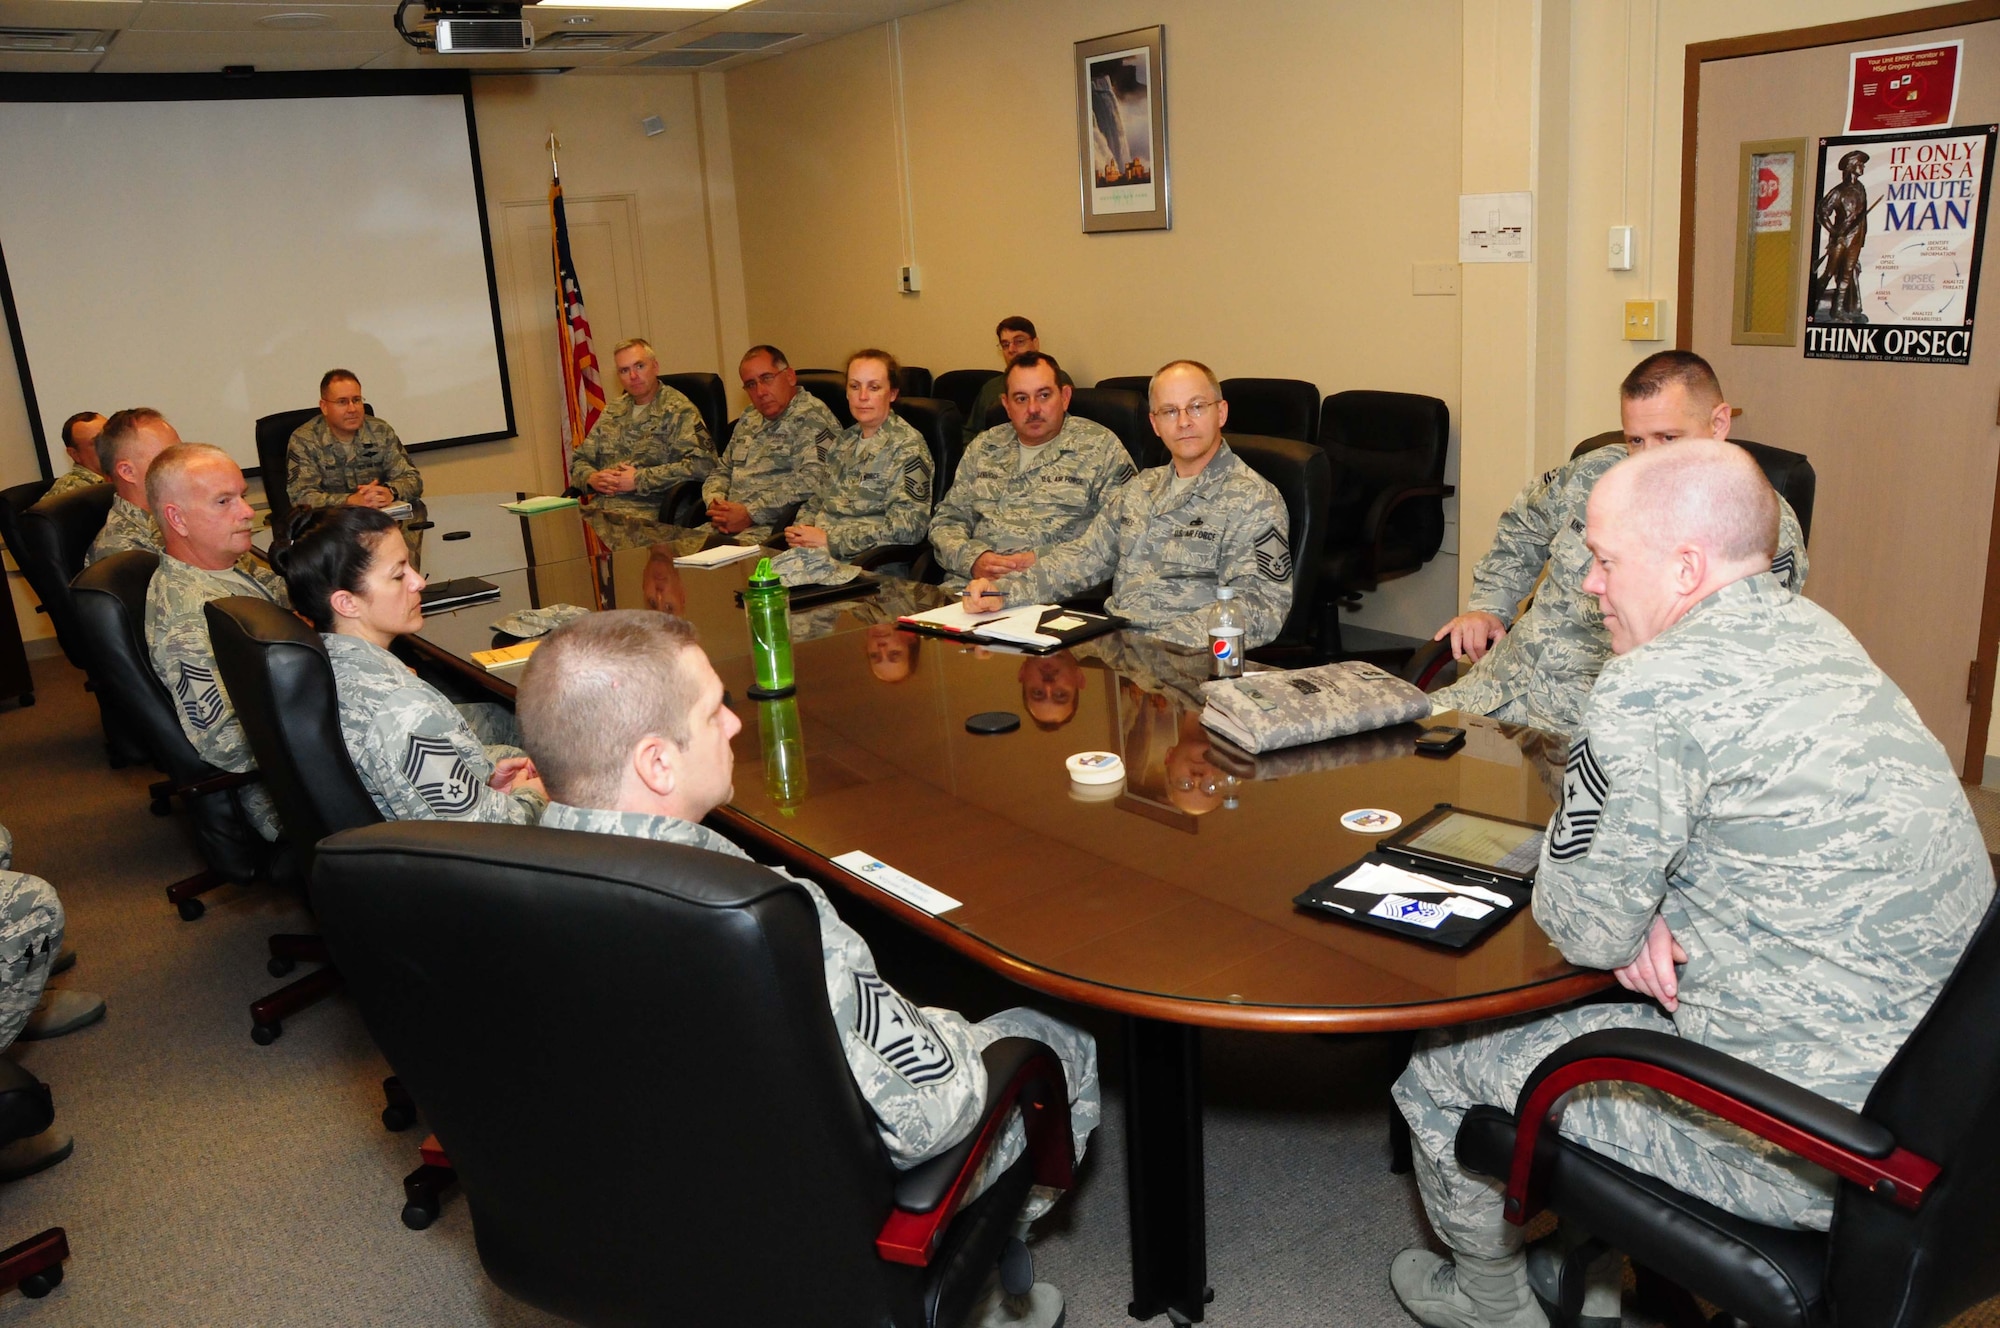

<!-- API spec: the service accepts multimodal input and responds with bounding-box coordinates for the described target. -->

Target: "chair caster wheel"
[19,1264,61,1298]
[251,1021,281,1046]
[382,1104,416,1133]
[150,797,170,816]
[401,1201,437,1231]
[176,898,205,922]
[267,956,297,978]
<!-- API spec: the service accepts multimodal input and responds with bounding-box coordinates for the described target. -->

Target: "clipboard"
[897,604,1125,653]
[1293,853,1534,951]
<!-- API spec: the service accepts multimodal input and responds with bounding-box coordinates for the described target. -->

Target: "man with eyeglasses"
[962,316,1072,447]
[571,337,715,519]
[698,344,841,546]
[965,359,1293,648]
[286,369,423,511]
[930,351,1135,588]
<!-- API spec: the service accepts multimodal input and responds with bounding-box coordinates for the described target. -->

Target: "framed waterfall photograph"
[1076,26,1170,233]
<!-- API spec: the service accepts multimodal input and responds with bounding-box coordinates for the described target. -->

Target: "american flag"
[548,176,605,483]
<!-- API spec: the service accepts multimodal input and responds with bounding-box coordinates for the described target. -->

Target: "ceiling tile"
[0,49,106,70]
[0,0,141,27]
[130,5,400,32]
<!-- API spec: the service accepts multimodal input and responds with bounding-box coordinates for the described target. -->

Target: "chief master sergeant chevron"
[964,359,1292,648]
[1386,440,1993,1328]
[1427,350,1808,739]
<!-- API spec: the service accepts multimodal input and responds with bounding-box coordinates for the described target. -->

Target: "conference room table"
[402,500,1613,1325]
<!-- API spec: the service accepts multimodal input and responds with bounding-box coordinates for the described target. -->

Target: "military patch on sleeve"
[814,439,833,463]
[401,734,480,817]
[1548,736,1608,862]
[1770,548,1797,584]
[1253,525,1293,581]
[174,662,226,732]
[1113,460,1137,484]
[1541,467,1560,486]
[853,972,957,1086]
[900,457,929,503]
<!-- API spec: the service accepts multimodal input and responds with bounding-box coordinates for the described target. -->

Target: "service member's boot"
[1391,1248,1549,1328]
[0,1129,72,1182]
[1526,1227,1622,1328]
[19,989,106,1041]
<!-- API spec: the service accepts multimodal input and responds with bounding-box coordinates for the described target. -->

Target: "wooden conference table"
[402,499,1612,1324]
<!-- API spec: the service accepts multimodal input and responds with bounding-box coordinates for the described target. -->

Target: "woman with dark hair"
[273,507,546,825]
[783,348,932,563]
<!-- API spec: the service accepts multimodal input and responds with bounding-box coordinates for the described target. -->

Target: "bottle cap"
[748,556,779,588]
[1066,751,1125,785]
[1216,586,1235,600]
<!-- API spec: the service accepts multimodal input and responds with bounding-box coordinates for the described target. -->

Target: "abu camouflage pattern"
[929,414,1136,588]
[701,390,842,545]
[794,412,933,560]
[285,414,423,509]
[571,386,716,518]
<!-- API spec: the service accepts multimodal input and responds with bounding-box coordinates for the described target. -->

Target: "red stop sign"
[1756,167,1781,210]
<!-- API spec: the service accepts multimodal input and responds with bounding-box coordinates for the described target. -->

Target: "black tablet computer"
[1379,804,1546,885]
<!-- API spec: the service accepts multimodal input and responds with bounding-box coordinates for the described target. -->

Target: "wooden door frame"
[1676,0,2000,781]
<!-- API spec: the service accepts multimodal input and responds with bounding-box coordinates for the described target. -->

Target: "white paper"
[901,602,1061,648]
[1459,191,1532,263]
[675,543,765,568]
[832,851,963,916]
[1336,861,1514,910]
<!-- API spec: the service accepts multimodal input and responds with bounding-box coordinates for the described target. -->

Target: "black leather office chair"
[1093,375,1152,395]
[1219,378,1320,444]
[794,371,857,429]
[845,398,963,576]
[1570,432,1817,542]
[661,372,729,448]
[254,404,376,538]
[1457,894,2000,1328]
[205,597,383,1046]
[933,369,1000,425]
[3,483,142,764]
[1066,387,1162,471]
[0,1062,70,1299]
[897,366,934,399]
[69,551,278,920]
[313,820,1075,1328]
[1227,435,1331,660]
[1314,390,1454,658]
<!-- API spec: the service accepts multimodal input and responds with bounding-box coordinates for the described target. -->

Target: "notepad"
[899,602,1062,649]
[500,495,580,515]
[471,640,540,671]
[675,543,765,568]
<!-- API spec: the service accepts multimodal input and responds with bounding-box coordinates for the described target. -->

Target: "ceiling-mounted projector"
[395,0,534,52]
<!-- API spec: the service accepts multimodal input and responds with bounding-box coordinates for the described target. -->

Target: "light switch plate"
[1412,261,1459,296]
[1623,299,1665,341]
[1608,225,1634,271]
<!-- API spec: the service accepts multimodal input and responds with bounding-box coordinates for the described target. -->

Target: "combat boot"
[1391,1248,1549,1328]
[1526,1227,1622,1328]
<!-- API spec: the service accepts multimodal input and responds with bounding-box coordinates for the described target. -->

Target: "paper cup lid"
[1066,751,1125,785]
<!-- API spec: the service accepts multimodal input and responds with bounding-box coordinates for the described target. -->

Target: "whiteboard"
[0,83,513,477]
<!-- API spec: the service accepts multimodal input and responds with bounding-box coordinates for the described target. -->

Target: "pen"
[962,589,1005,605]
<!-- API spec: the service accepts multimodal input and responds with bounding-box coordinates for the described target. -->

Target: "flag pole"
[548,132,560,182]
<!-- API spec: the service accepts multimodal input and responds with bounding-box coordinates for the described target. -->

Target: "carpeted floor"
[0,652,1994,1327]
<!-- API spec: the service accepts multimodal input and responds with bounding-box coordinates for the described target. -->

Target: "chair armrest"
[1404,637,1456,692]
[850,543,926,572]
[1500,1028,1937,1228]
[656,479,707,527]
[876,1037,1074,1268]
[170,768,262,802]
[1361,482,1455,543]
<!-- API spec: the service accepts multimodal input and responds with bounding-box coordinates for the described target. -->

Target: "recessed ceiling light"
[256,11,332,29]
[536,0,748,9]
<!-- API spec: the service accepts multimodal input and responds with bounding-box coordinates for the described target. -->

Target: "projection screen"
[0,73,514,479]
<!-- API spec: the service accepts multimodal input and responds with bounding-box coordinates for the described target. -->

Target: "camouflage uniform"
[145,555,291,840]
[286,414,424,509]
[1431,444,1809,738]
[795,413,933,561]
[322,633,544,825]
[0,825,62,1053]
[540,801,1099,1215]
[994,441,1293,650]
[85,494,163,567]
[1395,572,1993,1259]
[44,465,104,502]
[930,414,1136,588]
[701,391,842,545]
[571,387,715,519]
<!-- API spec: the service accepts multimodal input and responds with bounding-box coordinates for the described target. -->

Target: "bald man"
[144,443,290,841]
[1428,350,1809,739]
[43,411,107,501]
[84,408,180,567]
[1388,442,1993,1328]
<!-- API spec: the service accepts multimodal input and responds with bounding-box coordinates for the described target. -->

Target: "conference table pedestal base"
[1123,1017,1212,1323]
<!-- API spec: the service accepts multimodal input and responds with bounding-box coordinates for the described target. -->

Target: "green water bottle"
[744,556,795,698]
[758,696,807,814]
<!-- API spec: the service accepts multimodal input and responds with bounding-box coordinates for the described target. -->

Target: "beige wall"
[0,68,747,647]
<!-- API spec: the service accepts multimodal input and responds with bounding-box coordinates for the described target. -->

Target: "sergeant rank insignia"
[175,662,226,732]
[402,735,480,817]
[1548,736,1608,861]
[1254,525,1293,581]
[853,971,956,1086]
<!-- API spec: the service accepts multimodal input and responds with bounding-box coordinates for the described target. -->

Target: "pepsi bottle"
[1207,586,1243,678]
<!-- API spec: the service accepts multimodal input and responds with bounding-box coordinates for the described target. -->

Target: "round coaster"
[1340,807,1403,834]
[1066,751,1125,785]
[965,711,1021,735]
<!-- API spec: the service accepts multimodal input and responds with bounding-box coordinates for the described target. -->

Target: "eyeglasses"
[1150,399,1219,424]
[323,395,365,408]
[998,337,1035,352]
[741,372,784,390]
